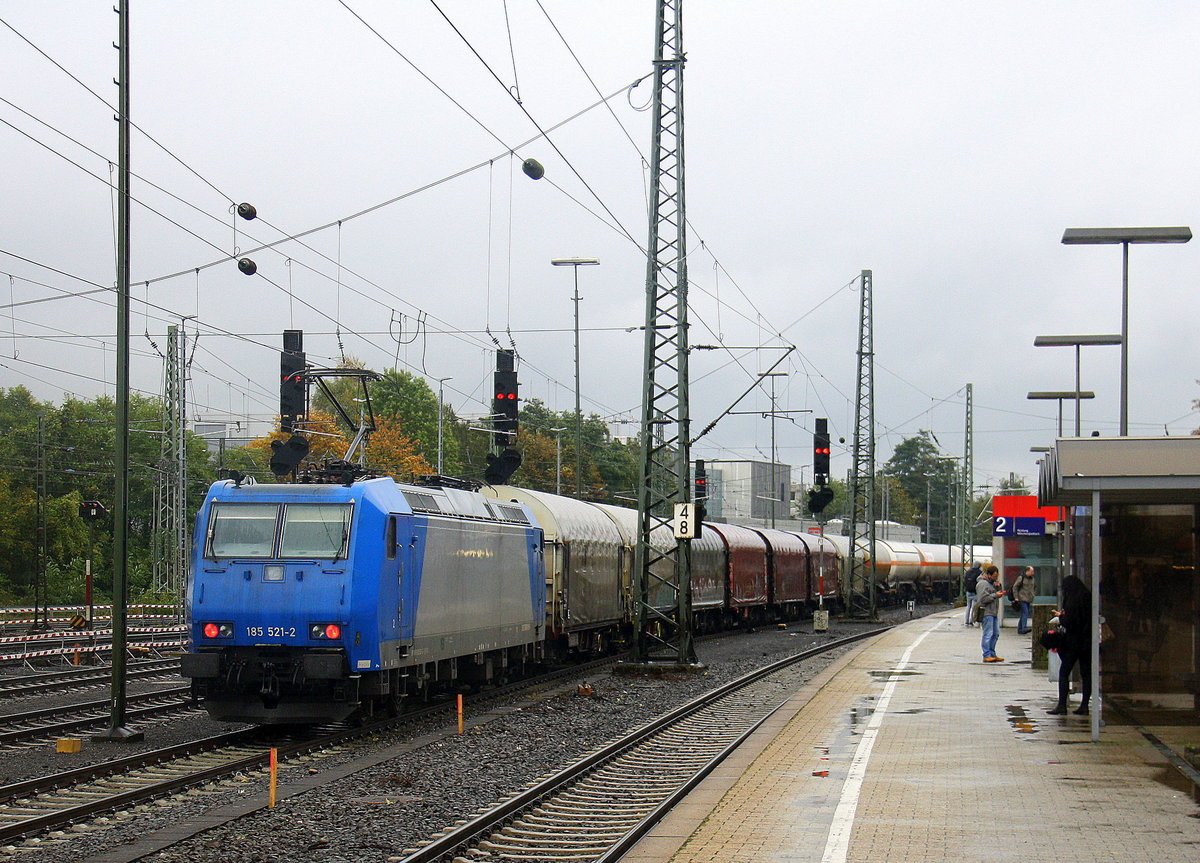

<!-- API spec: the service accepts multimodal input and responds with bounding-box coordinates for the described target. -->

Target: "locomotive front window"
[208,503,279,558]
[280,503,352,559]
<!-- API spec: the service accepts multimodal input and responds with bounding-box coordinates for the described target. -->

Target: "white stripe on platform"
[820,624,934,863]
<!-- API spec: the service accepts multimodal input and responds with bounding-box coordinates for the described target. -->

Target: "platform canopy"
[1038,436,1200,506]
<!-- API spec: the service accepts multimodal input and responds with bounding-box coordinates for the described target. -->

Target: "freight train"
[181,476,986,723]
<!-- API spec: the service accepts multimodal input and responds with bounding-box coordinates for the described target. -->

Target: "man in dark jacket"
[963,561,982,626]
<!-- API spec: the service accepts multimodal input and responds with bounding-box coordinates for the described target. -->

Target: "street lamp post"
[1061,227,1191,435]
[1027,391,1096,437]
[760,372,787,529]
[1033,335,1121,436]
[550,427,568,495]
[436,377,453,474]
[551,258,600,496]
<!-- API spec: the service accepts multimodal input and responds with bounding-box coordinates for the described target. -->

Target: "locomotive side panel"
[408,515,544,663]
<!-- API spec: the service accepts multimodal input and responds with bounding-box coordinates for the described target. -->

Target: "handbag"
[972,602,983,624]
[1040,628,1065,651]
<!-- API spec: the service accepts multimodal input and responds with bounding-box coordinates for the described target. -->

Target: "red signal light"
[203,623,219,639]
[324,624,341,640]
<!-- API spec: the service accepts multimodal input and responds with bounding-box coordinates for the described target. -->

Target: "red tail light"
[203,623,220,639]
[324,624,341,640]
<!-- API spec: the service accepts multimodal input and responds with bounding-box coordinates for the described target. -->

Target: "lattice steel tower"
[152,323,188,600]
[958,382,973,598]
[846,270,876,618]
[632,0,695,665]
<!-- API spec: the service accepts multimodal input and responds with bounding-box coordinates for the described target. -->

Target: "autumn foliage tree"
[245,409,430,481]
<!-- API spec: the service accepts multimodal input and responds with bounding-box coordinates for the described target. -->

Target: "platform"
[624,608,1200,863]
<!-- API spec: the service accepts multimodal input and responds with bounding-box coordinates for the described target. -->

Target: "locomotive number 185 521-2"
[246,626,297,638]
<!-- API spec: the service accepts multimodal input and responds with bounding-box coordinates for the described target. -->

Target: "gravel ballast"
[2,607,940,863]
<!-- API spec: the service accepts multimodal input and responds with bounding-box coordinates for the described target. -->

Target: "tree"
[243,409,430,482]
[370,369,460,474]
[884,431,960,543]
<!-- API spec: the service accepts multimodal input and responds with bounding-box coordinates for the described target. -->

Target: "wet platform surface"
[625,608,1200,863]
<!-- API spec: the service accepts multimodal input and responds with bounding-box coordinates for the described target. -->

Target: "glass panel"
[1095,504,1198,710]
[209,503,279,558]
[280,503,352,559]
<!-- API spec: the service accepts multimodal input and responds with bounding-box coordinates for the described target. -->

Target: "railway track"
[0,685,196,748]
[400,627,886,863]
[0,654,619,847]
[0,659,180,700]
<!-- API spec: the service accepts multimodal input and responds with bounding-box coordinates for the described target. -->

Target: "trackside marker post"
[269,748,278,807]
[457,694,464,734]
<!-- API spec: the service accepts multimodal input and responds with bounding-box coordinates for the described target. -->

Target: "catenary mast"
[846,270,876,618]
[632,0,695,665]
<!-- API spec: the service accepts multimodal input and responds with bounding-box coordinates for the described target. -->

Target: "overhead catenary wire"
[2,7,966,461]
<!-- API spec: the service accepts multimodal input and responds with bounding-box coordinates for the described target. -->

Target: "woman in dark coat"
[1049,574,1092,715]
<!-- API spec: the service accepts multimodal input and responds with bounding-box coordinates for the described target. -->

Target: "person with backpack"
[1011,566,1037,634]
[963,560,982,626]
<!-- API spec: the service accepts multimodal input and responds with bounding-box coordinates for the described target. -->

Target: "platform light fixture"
[551,258,600,496]
[1033,334,1121,437]
[1061,226,1191,434]
[1027,390,1095,437]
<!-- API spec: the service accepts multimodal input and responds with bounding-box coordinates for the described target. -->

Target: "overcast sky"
[2,1,1197,494]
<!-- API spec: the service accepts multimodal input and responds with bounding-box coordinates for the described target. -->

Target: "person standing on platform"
[1012,565,1037,635]
[1048,574,1092,715]
[963,560,982,626]
[977,565,1006,662]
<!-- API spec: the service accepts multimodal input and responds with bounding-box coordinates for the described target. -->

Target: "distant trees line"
[0,368,1026,605]
[0,368,641,606]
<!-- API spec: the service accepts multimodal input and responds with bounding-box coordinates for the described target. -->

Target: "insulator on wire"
[237,202,257,220]
[237,258,257,276]
[521,158,544,180]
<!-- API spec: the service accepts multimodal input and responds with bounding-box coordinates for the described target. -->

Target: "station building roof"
[1037,435,1200,506]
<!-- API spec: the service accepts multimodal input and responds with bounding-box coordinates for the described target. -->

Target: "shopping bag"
[1048,649,1061,683]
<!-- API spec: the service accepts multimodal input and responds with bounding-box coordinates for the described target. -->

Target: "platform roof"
[1038,436,1200,506]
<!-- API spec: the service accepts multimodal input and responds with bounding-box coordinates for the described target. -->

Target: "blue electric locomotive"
[181,477,545,724]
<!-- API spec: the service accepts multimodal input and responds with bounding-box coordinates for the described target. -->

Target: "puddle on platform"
[868,669,923,679]
[894,708,931,715]
[1005,704,1037,733]
[848,704,877,727]
[1151,766,1200,804]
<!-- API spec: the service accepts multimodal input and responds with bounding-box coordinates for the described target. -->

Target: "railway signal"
[486,349,523,484]
[280,330,306,434]
[813,418,830,486]
[807,485,835,515]
[492,350,519,448]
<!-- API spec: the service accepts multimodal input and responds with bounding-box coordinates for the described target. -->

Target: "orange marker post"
[268,747,278,808]
[457,694,464,735]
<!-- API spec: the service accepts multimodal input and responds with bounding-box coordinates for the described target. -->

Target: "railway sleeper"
[498,827,624,845]
[476,839,604,860]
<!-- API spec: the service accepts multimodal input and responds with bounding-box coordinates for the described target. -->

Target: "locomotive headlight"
[309,623,342,640]
[264,564,284,582]
[202,622,233,639]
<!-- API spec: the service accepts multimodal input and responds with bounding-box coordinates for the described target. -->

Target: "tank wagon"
[823,534,985,601]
